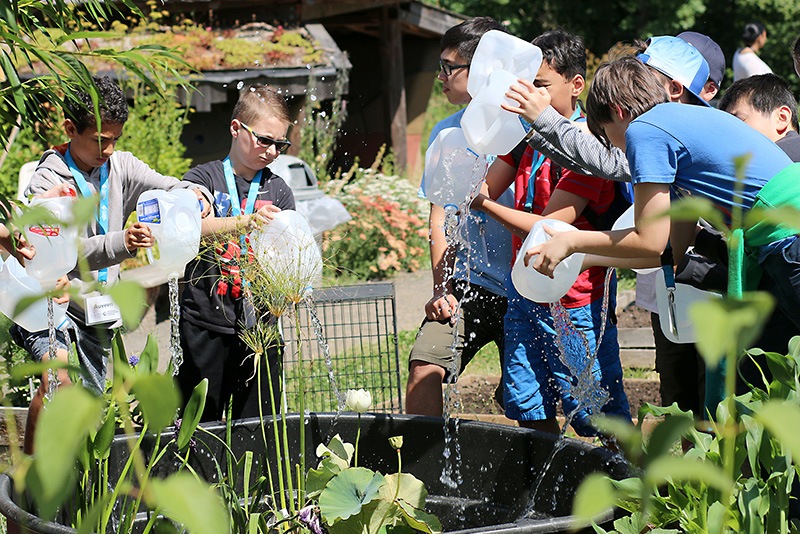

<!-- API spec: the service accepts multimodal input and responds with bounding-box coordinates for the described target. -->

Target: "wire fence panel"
[280,283,403,414]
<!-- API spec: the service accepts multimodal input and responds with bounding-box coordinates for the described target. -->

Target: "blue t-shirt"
[626,103,792,221]
[419,110,514,297]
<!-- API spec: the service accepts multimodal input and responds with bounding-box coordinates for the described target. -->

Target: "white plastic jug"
[0,257,67,332]
[655,268,720,344]
[251,210,322,299]
[611,205,659,274]
[136,189,202,277]
[511,219,586,303]
[461,69,532,156]
[467,30,544,97]
[423,127,487,211]
[24,196,79,289]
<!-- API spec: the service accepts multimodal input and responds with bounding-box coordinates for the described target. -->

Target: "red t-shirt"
[499,146,615,308]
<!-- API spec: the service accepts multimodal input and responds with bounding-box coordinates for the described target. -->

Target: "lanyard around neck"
[64,147,110,282]
[222,157,263,216]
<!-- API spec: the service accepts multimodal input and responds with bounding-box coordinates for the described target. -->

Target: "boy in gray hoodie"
[15,76,211,453]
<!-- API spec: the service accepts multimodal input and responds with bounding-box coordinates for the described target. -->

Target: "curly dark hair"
[64,76,129,133]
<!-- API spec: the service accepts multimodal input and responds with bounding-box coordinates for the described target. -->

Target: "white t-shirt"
[732,48,772,81]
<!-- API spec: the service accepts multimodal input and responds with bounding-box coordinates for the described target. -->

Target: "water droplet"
[310,95,318,101]
[236,81,244,90]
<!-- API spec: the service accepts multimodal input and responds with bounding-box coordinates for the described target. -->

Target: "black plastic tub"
[0,413,630,533]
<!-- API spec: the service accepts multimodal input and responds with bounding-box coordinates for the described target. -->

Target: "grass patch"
[623,366,658,379]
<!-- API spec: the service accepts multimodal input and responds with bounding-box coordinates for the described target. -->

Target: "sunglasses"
[239,122,292,153]
[438,59,470,77]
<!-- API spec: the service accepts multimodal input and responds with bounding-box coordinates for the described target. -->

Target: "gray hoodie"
[27,148,212,323]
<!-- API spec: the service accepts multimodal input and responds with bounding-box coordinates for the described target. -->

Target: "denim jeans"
[502,274,631,436]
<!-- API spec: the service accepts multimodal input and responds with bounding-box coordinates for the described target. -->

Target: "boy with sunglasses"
[178,84,295,422]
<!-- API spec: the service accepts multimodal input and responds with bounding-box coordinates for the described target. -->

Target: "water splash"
[46,297,58,402]
[437,157,486,524]
[526,268,614,514]
[304,293,342,410]
[168,274,182,376]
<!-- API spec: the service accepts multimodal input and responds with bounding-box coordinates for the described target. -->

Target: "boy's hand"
[501,79,552,125]
[193,189,212,218]
[12,231,35,263]
[40,183,76,198]
[250,203,281,230]
[523,225,574,278]
[125,222,154,251]
[53,275,70,305]
[425,292,460,323]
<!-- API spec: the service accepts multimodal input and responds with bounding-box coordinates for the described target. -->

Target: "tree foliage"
[425,0,800,92]
[0,0,191,149]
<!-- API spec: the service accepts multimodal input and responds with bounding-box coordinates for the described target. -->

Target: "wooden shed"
[157,0,465,176]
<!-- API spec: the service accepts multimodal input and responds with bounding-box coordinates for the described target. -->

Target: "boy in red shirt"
[474,30,630,436]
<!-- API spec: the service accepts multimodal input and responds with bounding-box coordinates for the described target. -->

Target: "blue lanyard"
[525,106,584,211]
[222,157,262,216]
[65,147,109,283]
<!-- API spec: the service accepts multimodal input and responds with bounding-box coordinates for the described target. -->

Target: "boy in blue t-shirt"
[526,56,796,341]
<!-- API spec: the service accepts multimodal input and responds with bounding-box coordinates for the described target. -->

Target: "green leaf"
[131,374,180,432]
[91,402,117,460]
[147,473,230,534]
[177,378,207,451]
[643,414,694,467]
[689,293,775,369]
[572,473,616,524]
[381,473,428,509]
[107,281,147,329]
[307,459,340,497]
[395,499,442,534]
[754,401,800,460]
[137,333,159,375]
[644,456,733,494]
[33,387,103,504]
[664,196,729,236]
[319,467,385,524]
[745,206,800,236]
[26,459,75,521]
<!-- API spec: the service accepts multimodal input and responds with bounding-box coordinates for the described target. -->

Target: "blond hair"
[231,84,290,125]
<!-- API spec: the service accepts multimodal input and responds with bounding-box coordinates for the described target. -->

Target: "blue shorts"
[502,274,631,436]
[11,315,110,395]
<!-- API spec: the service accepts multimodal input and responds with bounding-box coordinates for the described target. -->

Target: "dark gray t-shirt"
[180,160,295,334]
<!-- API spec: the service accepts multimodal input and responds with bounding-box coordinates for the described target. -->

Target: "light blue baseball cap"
[637,35,711,106]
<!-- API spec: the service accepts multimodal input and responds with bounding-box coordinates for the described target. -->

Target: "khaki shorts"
[408,281,506,382]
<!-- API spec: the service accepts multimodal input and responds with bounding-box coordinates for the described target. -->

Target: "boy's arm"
[120,153,213,213]
[528,107,631,182]
[471,194,539,239]
[425,203,458,321]
[526,182,672,275]
[501,81,631,181]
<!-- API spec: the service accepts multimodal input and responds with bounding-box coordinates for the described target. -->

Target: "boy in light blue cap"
[637,35,711,106]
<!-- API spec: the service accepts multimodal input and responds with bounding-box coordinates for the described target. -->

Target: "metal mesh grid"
[280,283,403,414]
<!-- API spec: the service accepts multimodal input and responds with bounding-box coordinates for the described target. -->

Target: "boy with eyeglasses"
[178,84,295,422]
[405,16,514,416]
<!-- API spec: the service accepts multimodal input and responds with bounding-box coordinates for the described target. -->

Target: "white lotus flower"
[344,389,372,413]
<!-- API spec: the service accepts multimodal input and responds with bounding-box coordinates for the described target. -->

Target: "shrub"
[322,158,429,280]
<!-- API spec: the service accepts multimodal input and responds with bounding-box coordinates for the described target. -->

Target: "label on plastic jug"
[29,225,60,237]
[137,198,162,224]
